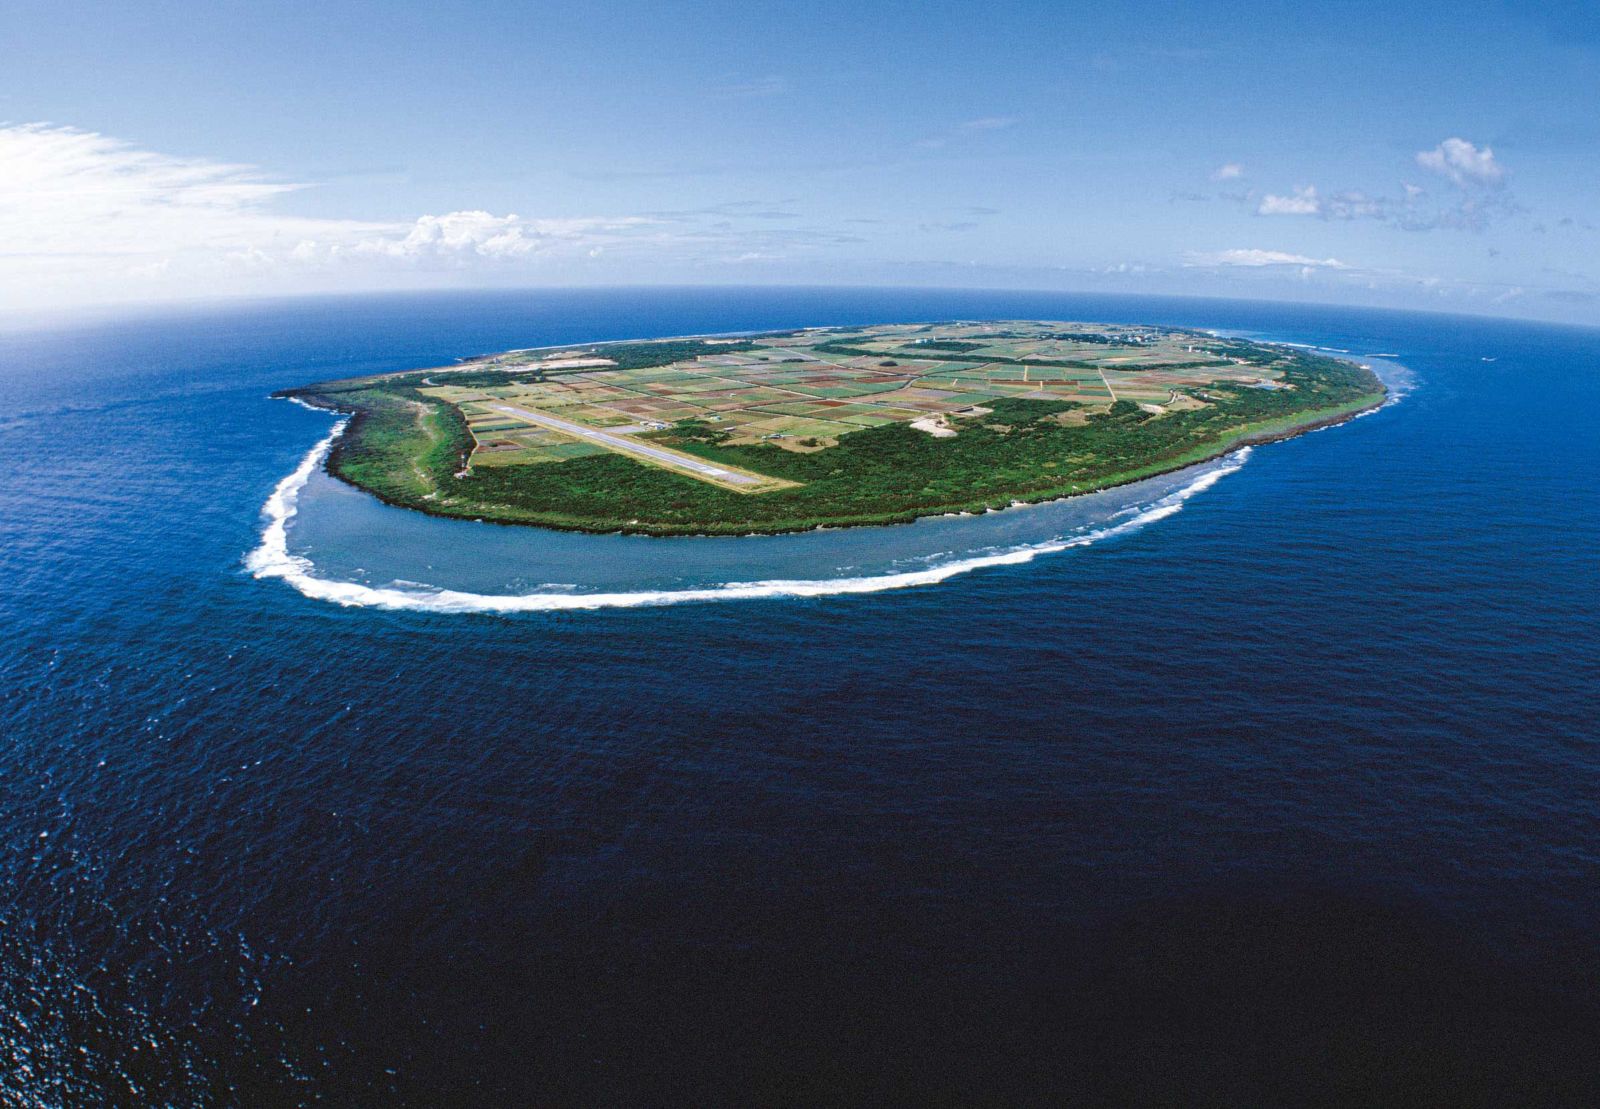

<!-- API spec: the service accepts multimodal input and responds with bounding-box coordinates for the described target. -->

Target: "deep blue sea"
[1,287,1597,1106]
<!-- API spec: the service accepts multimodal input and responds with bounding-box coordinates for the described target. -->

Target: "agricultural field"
[281,321,1386,535]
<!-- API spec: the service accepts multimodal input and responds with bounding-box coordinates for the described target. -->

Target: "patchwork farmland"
[421,321,1287,487]
[283,320,1385,535]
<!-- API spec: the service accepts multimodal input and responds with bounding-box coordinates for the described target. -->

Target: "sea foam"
[247,424,1251,614]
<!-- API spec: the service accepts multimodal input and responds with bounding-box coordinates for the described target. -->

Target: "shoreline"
[284,388,1387,539]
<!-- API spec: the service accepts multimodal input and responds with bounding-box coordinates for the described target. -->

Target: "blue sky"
[5,0,1598,321]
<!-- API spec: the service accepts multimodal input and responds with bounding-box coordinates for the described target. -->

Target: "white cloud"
[1416,138,1505,187]
[1323,190,1387,220]
[1189,248,1348,269]
[0,122,382,259]
[1254,185,1389,221]
[1257,185,1321,216]
[0,123,659,307]
[1211,162,1244,181]
[1240,141,1514,234]
[340,210,651,262]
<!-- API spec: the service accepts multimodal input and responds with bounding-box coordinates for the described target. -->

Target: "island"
[277,320,1386,535]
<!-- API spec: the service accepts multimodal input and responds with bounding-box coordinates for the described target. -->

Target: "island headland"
[277,320,1386,536]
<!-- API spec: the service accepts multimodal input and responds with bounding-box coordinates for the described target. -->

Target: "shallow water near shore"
[1,288,1596,1104]
[264,358,1405,611]
[273,442,1255,608]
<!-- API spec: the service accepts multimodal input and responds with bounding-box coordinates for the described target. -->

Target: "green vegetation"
[278,320,1385,535]
[292,379,473,505]
[909,339,986,352]
[561,337,760,371]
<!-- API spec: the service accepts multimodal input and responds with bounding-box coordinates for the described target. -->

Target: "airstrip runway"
[489,404,766,487]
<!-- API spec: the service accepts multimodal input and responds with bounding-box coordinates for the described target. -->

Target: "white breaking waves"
[246,422,1252,614]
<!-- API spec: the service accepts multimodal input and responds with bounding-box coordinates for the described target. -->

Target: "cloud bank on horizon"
[0,124,667,305]
[2,0,1596,322]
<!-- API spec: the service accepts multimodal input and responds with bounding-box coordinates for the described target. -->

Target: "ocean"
[1,287,1596,1105]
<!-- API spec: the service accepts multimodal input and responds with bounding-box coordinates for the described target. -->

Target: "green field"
[279,320,1386,535]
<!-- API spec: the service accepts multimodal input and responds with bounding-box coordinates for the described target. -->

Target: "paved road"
[489,404,762,485]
